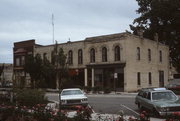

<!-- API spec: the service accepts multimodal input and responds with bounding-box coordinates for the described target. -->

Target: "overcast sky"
[0,0,139,63]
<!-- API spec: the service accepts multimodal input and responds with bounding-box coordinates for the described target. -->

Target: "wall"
[124,35,169,91]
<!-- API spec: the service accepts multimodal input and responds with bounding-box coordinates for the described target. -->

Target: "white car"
[60,88,88,107]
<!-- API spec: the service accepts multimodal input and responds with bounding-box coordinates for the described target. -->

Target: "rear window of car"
[61,90,83,95]
[152,91,177,101]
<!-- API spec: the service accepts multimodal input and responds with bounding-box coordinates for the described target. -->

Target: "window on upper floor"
[115,45,120,61]
[148,49,151,62]
[90,48,95,63]
[159,50,162,62]
[21,56,25,65]
[137,72,141,85]
[78,49,83,64]
[102,47,107,62]
[43,53,47,60]
[137,47,140,60]
[68,50,73,65]
[15,57,20,66]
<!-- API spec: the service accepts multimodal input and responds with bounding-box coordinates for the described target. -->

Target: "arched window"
[115,46,120,61]
[102,47,107,62]
[68,50,73,64]
[159,50,162,62]
[78,49,83,64]
[90,48,95,63]
[137,47,140,60]
[148,49,151,61]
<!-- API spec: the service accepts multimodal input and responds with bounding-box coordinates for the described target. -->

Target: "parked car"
[165,83,180,90]
[166,79,180,91]
[135,87,180,117]
[60,88,88,107]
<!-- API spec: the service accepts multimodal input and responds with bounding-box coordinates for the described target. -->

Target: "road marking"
[121,104,139,115]
[88,104,95,113]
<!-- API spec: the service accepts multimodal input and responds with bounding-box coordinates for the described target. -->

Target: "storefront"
[86,63,125,91]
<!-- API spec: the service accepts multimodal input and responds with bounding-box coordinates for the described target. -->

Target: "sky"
[0,0,139,63]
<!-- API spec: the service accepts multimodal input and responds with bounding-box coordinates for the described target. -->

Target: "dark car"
[135,88,180,117]
[166,79,180,91]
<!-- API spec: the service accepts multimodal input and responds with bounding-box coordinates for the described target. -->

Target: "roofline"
[30,32,169,48]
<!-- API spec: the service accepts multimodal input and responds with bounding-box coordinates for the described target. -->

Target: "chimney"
[137,29,144,39]
[154,33,159,42]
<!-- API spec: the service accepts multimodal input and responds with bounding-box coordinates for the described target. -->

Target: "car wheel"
[138,103,144,112]
[152,108,160,118]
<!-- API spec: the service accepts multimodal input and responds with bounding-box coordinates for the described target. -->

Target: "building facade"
[0,63,13,83]
[33,32,169,92]
[13,40,42,87]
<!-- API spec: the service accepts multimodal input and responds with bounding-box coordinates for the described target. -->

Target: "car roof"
[62,88,81,91]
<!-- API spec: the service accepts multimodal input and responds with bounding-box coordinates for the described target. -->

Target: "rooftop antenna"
[52,14,55,44]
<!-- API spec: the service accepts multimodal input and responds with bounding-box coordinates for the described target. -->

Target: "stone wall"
[34,33,169,91]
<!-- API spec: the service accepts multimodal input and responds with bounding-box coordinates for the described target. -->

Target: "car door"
[140,92,153,110]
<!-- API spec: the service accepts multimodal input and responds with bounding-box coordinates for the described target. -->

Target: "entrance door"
[116,73,124,91]
[159,71,164,87]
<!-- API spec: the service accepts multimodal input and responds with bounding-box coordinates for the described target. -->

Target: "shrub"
[15,89,48,107]
[103,87,111,94]
[84,86,92,93]
[92,86,102,93]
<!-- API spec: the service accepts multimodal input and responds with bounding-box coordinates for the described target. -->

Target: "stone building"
[0,63,13,82]
[34,32,169,92]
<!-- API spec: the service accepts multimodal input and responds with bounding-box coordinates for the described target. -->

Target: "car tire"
[138,103,141,109]
[138,103,145,112]
[152,108,160,118]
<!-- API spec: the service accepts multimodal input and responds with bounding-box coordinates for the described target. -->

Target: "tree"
[0,63,4,81]
[51,41,68,89]
[130,0,180,72]
[24,54,43,88]
[39,56,56,88]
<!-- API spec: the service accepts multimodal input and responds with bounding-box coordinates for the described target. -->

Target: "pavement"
[46,92,165,121]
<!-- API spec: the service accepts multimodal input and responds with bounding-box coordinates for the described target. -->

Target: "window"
[43,53,47,60]
[148,72,152,85]
[16,57,20,66]
[137,47,140,60]
[159,50,162,62]
[102,47,107,62]
[68,50,73,64]
[90,48,95,63]
[137,72,141,85]
[21,56,25,65]
[148,49,151,61]
[115,45,120,61]
[78,49,83,64]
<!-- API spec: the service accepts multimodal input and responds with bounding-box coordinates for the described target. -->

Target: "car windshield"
[152,91,177,101]
[61,90,83,96]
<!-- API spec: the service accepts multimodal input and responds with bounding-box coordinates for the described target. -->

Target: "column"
[92,68,94,87]
[84,68,88,86]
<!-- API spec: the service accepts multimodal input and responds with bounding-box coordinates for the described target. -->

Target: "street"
[46,93,139,117]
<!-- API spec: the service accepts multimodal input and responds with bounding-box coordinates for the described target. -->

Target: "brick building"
[13,40,42,87]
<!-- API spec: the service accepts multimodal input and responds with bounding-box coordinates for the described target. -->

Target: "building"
[13,39,42,87]
[0,63,13,82]
[13,32,169,91]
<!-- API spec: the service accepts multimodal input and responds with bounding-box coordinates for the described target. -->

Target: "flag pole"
[52,14,55,44]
